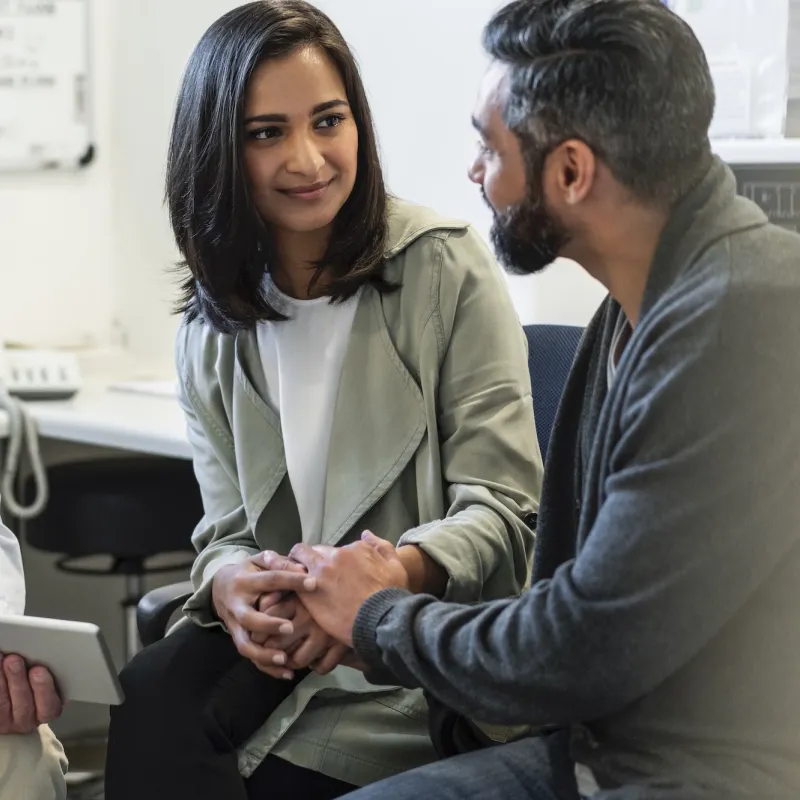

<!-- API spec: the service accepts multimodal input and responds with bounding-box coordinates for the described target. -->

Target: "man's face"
[468,62,570,275]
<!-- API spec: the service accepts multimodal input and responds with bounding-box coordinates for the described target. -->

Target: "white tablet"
[0,614,124,705]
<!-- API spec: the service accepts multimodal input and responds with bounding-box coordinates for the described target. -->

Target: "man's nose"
[468,157,484,185]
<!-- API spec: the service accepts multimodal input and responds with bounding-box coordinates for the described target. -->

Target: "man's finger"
[4,656,36,732]
[259,551,307,573]
[340,650,370,672]
[241,569,316,596]
[313,643,350,676]
[360,531,397,560]
[30,668,62,725]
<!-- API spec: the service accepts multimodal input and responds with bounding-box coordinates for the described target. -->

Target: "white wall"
[109,0,605,370]
[1,1,604,364]
[0,0,118,351]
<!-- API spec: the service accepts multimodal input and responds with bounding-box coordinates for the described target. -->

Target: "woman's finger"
[232,605,295,637]
[235,634,292,672]
[242,570,316,597]
[256,591,284,613]
[288,628,330,670]
[257,596,296,619]
[259,551,307,574]
[254,663,295,681]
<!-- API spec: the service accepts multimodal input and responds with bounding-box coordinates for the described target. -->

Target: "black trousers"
[104,623,357,800]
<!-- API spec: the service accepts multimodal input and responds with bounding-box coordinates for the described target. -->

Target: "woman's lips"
[280,178,334,201]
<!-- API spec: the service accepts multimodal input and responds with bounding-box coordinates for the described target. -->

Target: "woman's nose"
[285,132,324,177]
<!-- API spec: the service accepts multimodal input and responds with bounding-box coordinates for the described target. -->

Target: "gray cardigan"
[353,159,800,798]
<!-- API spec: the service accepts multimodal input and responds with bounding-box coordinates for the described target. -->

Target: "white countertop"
[27,383,190,459]
[0,362,191,460]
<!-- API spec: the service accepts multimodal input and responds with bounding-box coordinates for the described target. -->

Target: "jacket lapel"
[320,289,426,544]
[232,329,287,526]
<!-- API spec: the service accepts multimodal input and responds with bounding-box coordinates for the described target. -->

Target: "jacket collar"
[231,199,466,543]
[641,156,768,321]
[384,196,468,257]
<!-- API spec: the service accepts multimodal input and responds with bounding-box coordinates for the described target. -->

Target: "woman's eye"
[250,127,282,141]
[477,139,493,157]
[316,114,345,130]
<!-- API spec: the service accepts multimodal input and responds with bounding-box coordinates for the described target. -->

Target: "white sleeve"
[0,513,25,616]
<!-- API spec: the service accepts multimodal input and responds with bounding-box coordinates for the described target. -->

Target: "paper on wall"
[668,0,789,138]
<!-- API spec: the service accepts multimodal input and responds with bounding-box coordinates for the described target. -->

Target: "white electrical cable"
[0,387,49,519]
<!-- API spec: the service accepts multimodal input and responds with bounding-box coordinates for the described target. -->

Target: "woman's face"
[243,46,359,235]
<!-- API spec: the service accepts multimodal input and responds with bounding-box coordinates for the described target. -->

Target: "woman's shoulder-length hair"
[166,0,390,334]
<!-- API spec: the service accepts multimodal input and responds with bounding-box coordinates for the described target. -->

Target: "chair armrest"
[137,581,194,647]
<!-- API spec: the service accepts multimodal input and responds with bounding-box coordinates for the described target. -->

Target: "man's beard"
[485,187,570,276]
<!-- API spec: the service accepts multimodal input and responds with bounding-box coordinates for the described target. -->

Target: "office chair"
[523,324,583,461]
[24,456,202,660]
[135,323,584,647]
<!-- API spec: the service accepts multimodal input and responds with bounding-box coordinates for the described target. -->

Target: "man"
[261,0,800,797]
[0,517,68,799]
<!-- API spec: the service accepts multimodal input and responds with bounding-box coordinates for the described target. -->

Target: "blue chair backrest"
[523,324,583,459]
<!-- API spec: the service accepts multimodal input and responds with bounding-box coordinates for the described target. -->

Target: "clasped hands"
[211,531,410,681]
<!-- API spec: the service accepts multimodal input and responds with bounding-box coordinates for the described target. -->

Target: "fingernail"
[8,658,23,674]
[303,577,316,590]
[31,670,46,683]
[279,622,294,635]
[273,653,286,665]
[282,671,294,681]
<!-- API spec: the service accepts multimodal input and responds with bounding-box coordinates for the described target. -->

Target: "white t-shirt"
[256,281,361,545]
[0,511,25,616]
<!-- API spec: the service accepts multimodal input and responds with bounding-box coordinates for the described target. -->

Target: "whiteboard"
[0,0,92,170]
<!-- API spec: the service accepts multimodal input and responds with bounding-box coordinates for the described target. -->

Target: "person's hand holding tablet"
[0,654,62,734]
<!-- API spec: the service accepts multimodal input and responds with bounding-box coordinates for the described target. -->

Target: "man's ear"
[549,139,596,206]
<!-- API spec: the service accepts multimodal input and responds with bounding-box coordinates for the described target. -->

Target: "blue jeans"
[341,732,582,800]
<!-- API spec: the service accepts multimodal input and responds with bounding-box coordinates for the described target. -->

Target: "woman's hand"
[258,593,350,677]
[210,552,312,678]
[285,533,411,646]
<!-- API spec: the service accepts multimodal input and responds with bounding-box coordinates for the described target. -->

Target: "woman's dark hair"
[167,0,388,333]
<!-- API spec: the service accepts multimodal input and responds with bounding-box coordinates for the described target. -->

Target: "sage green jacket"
[175,199,543,787]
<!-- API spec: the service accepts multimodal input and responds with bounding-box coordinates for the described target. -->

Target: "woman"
[104,2,542,799]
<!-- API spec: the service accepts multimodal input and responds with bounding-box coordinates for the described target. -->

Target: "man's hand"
[284,531,410,646]
[258,594,350,677]
[211,552,315,677]
[0,655,63,735]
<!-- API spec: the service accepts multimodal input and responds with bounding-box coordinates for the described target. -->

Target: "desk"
[0,379,191,460]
